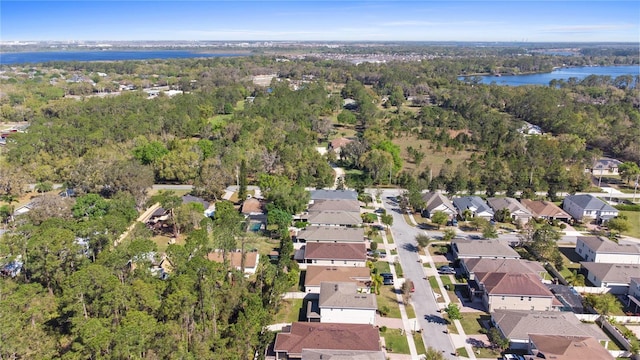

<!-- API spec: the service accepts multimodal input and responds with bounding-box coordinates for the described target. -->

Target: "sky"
[1,1,639,42]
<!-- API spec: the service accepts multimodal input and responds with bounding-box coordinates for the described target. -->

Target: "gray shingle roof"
[304,243,366,261]
[578,236,640,255]
[453,239,521,259]
[486,197,532,216]
[492,309,608,342]
[581,262,640,283]
[311,190,359,201]
[297,226,365,242]
[319,282,377,309]
[563,194,617,212]
[421,192,456,213]
[452,196,494,216]
[309,199,361,212]
[305,211,363,226]
[463,258,545,276]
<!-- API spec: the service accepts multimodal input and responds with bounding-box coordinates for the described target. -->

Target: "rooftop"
[301,349,385,360]
[492,309,607,341]
[305,266,371,288]
[520,199,571,219]
[581,262,640,283]
[529,334,613,360]
[453,239,521,259]
[319,282,377,309]
[421,192,456,212]
[452,196,494,215]
[577,236,640,255]
[478,272,553,297]
[304,243,366,261]
[564,194,618,212]
[305,211,363,226]
[310,189,358,201]
[463,258,545,277]
[296,226,365,242]
[309,199,360,212]
[206,251,259,269]
[486,197,532,216]
[274,322,380,357]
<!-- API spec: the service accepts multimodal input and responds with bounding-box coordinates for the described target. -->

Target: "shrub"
[379,325,387,332]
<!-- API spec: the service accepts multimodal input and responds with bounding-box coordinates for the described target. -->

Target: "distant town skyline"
[1,1,638,43]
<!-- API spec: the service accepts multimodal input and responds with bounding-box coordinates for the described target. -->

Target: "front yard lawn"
[458,312,490,335]
[373,260,391,274]
[381,328,410,354]
[377,285,402,318]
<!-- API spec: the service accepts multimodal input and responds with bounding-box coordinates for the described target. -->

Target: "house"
[461,258,546,281]
[300,349,385,360]
[295,226,365,243]
[316,282,377,324]
[420,192,457,219]
[474,272,561,311]
[519,122,543,135]
[240,197,263,215]
[304,266,371,294]
[528,334,613,360]
[327,137,353,156]
[575,236,640,264]
[273,322,381,360]
[452,196,494,220]
[491,309,609,350]
[562,194,619,223]
[487,197,533,224]
[304,211,362,226]
[590,157,623,176]
[520,199,571,222]
[182,195,215,217]
[452,239,521,260]
[302,243,366,267]
[310,189,358,201]
[580,262,640,294]
[308,199,360,212]
[207,250,260,275]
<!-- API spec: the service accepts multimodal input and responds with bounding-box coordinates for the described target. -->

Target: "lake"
[459,65,639,86]
[0,50,247,65]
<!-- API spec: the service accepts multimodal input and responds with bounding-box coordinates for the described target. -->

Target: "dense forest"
[0,46,639,358]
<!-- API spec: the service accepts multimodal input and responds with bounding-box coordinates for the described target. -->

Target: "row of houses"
[450,237,614,358]
[421,193,618,224]
[274,190,384,360]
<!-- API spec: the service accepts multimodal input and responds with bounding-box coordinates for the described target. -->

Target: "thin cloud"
[539,24,636,33]
[381,20,505,27]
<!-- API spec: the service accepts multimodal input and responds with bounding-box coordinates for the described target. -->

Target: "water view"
[0,50,246,65]
[460,65,639,86]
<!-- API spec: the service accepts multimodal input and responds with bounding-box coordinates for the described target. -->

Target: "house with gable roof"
[474,272,562,311]
[304,265,371,294]
[491,309,609,350]
[575,236,640,264]
[452,239,521,260]
[562,194,618,223]
[314,282,377,325]
[302,242,367,267]
[452,196,494,220]
[487,197,533,224]
[590,157,623,176]
[273,322,381,360]
[520,199,571,222]
[295,226,365,243]
[580,262,640,294]
[420,192,457,219]
[528,334,613,360]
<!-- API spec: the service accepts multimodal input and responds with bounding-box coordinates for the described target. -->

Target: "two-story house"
[562,194,619,223]
[575,236,640,264]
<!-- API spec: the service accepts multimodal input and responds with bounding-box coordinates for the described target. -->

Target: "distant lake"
[0,50,247,65]
[459,65,639,86]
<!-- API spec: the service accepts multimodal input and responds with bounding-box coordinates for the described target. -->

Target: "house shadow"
[557,246,582,264]
[401,243,418,252]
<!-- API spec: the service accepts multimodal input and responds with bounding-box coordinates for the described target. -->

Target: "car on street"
[438,266,456,275]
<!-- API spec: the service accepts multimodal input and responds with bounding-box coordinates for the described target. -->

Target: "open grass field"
[621,210,640,238]
[392,135,477,176]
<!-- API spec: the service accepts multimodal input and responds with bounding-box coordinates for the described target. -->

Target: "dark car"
[381,273,394,285]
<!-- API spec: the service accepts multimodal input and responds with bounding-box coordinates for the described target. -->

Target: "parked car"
[372,224,385,231]
[438,266,456,275]
[406,279,415,292]
[381,273,394,285]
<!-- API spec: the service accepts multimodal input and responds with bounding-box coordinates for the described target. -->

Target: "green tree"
[381,214,393,228]
[469,216,489,231]
[415,234,431,249]
[337,110,357,125]
[444,303,461,320]
[133,140,168,165]
[266,204,293,238]
[238,159,248,201]
[151,190,182,237]
[72,193,109,219]
[608,217,630,234]
[566,270,586,286]
[430,211,448,229]
[424,347,446,360]
[619,161,640,186]
[442,228,457,242]
[482,224,498,239]
[487,327,509,350]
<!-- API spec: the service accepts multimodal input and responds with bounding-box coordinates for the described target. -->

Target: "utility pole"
[634,173,639,203]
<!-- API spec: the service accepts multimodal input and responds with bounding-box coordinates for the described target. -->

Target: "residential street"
[376,188,459,359]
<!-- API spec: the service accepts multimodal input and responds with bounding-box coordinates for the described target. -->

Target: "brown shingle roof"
[207,251,258,269]
[305,211,363,226]
[274,322,380,358]
[240,198,263,214]
[464,258,545,277]
[478,272,553,297]
[305,266,371,288]
[329,137,354,150]
[304,243,366,261]
[520,199,571,219]
[492,310,608,342]
[528,335,613,360]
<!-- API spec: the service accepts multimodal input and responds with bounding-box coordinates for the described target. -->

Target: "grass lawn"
[377,285,402,318]
[473,346,501,358]
[405,303,416,319]
[444,314,459,334]
[428,276,445,303]
[394,261,404,278]
[151,234,186,253]
[381,328,410,354]
[621,210,640,238]
[392,135,476,176]
[456,347,469,358]
[458,312,490,335]
[414,333,427,355]
[273,299,303,323]
[385,229,394,244]
[373,260,391,274]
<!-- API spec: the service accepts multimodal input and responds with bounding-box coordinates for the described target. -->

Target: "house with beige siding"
[296,226,365,243]
[452,239,521,260]
[475,272,561,311]
[302,243,367,267]
[304,266,371,294]
[487,197,533,224]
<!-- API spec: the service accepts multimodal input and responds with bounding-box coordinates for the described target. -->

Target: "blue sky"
[1,1,638,42]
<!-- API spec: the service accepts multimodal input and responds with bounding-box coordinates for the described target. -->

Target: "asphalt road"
[378,188,458,359]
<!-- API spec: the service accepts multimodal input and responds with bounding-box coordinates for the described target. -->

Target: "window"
[501,296,505,300]
[520,297,524,301]
[331,260,334,264]
[529,297,532,301]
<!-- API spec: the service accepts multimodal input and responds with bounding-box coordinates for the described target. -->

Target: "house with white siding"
[575,236,640,264]
[317,282,377,325]
[453,196,494,220]
[562,194,618,223]
[581,262,640,294]
[420,192,457,219]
